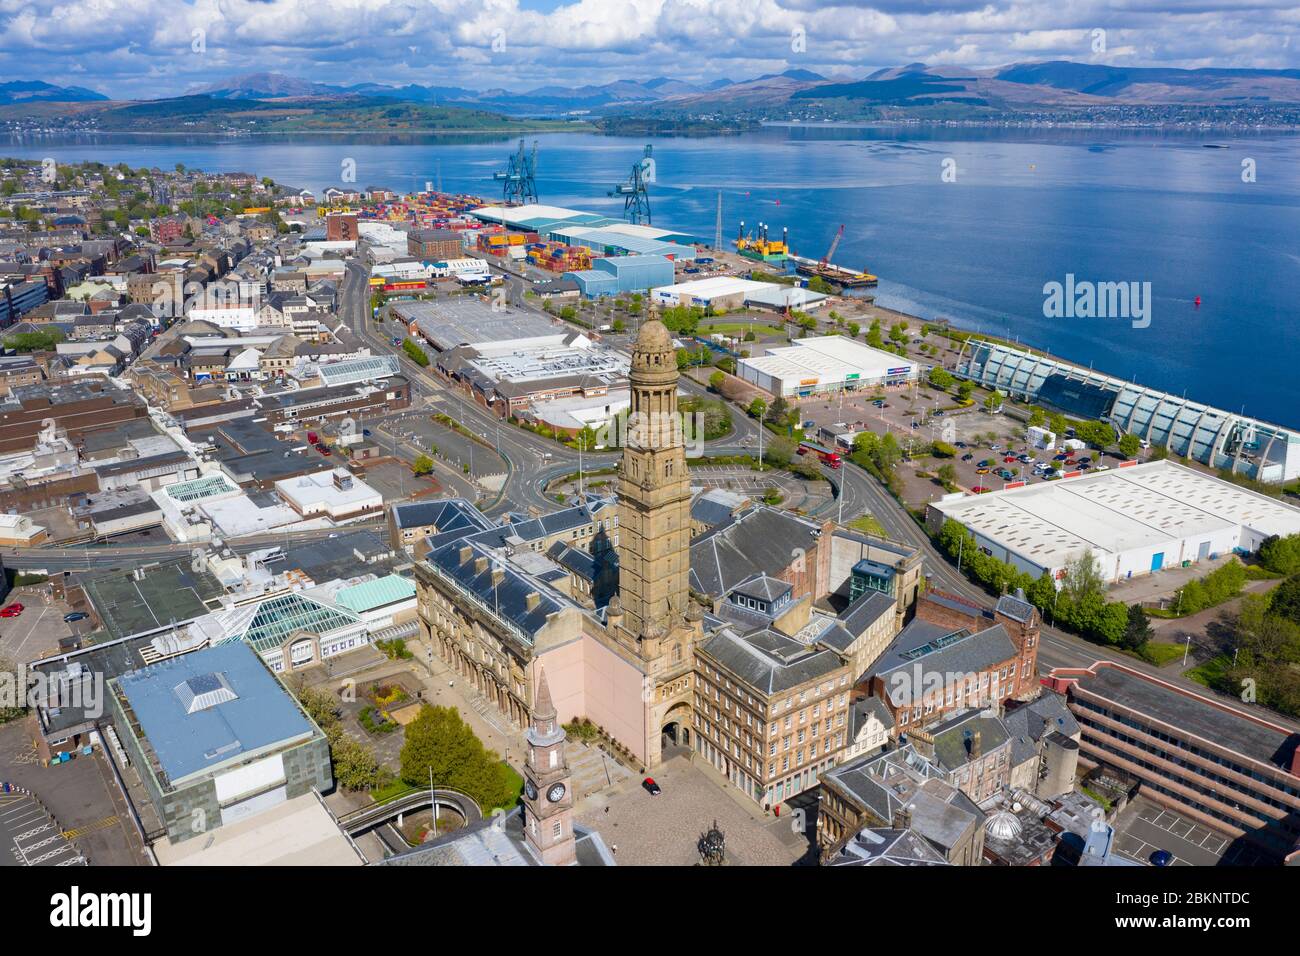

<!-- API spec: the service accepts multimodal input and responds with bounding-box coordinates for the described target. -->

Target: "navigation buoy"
[1194,296,1202,307]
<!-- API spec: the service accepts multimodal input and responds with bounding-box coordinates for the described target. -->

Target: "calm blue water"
[7,126,1298,424]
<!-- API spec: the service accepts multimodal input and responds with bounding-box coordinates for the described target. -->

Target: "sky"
[1,0,1297,100]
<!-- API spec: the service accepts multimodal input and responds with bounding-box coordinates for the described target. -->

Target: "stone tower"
[522,668,576,866]
[614,316,701,767]
[617,318,693,638]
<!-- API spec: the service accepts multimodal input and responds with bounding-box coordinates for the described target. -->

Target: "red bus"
[798,440,842,468]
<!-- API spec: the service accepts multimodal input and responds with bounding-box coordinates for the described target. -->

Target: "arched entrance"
[661,704,691,754]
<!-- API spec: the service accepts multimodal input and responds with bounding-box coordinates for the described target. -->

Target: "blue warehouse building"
[565,254,676,299]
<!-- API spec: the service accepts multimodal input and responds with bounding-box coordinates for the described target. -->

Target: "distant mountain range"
[192,69,832,115]
[5,61,1300,132]
[184,62,1300,123]
[0,80,107,105]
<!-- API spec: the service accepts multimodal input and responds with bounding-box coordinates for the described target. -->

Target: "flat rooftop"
[1070,662,1299,772]
[79,559,226,641]
[115,642,317,787]
[151,792,362,866]
[742,335,918,382]
[933,460,1300,568]
[391,298,559,351]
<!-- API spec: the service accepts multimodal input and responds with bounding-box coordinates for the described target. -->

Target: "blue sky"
[1,0,1297,100]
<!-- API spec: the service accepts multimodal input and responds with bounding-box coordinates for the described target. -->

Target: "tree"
[573,425,599,452]
[936,463,957,488]
[1118,433,1142,458]
[1047,412,1068,437]
[983,389,1004,412]
[400,705,520,811]
[847,322,860,338]
[1258,534,1300,575]
[928,367,955,390]
[412,454,434,476]
[747,397,767,420]
[1055,554,1107,606]
[1078,420,1116,450]
[956,380,975,403]
[1120,604,1154,651]
[1027,406,1047,429]
[1270,574,1300,625]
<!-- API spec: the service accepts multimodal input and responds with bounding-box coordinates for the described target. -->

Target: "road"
[4,521,385,572]
[339,259,773,517]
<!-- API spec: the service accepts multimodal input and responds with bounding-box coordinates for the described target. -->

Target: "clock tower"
[522,667,576,866]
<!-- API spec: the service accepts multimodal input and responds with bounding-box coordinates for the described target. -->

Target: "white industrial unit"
[739,335,919,398]
[927,460,1300,584]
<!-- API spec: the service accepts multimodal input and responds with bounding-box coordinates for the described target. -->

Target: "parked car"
[961,454,974,462]
[63,611,88,623]
[1003,455,1017,463]
[316,443,332,456]
[954,441,967,449]
[972,486,992,494]
[978,459,992,468]
[0,604,23,618]
[642,777,662,796]
[1149,849,1174,867]
[976,467,991,475]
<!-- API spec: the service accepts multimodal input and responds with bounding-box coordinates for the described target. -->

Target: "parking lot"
[0,590,76,665]
[1111,797,1233,866]
[0,720,146,866]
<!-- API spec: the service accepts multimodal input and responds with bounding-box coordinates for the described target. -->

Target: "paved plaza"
[574,752,809,866]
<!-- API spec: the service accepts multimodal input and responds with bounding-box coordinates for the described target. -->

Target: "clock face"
[524,779,538,801]
[547,783,567,803]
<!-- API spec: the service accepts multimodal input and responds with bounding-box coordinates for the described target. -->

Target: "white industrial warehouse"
[925,460,1300,584]
[739,335,920,398]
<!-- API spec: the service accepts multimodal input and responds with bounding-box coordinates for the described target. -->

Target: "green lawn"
[1185,653,1233,689]
[847,515,887,537]
[1138,641,1186,667]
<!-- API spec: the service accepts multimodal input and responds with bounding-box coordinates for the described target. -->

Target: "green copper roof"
[335,575,417,614]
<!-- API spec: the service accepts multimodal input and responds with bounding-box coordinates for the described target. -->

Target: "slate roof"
[927,709,1013,773]
[697,625,844,695]
[689,506,822,598]
[839,589,897,638]
[827,827,950,866]
[849,696,895,740]
[1004,692,1079,766]
[390,497,493,533]
[423,539,571,645]
[822,746,984,854]
[995,593,1037,625]
[546,541,597,581]
[730,573,792,604]
[870,621,1019,705]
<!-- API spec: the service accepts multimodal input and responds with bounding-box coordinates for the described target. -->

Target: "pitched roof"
[689,506,822,597]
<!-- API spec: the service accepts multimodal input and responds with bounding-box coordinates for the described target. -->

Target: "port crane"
[609,145,653,225]
[820,224,845,269]
[493,140,539,205]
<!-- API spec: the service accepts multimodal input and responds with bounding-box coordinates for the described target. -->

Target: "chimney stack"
[892,804,913,830]
[970,729,983,760]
